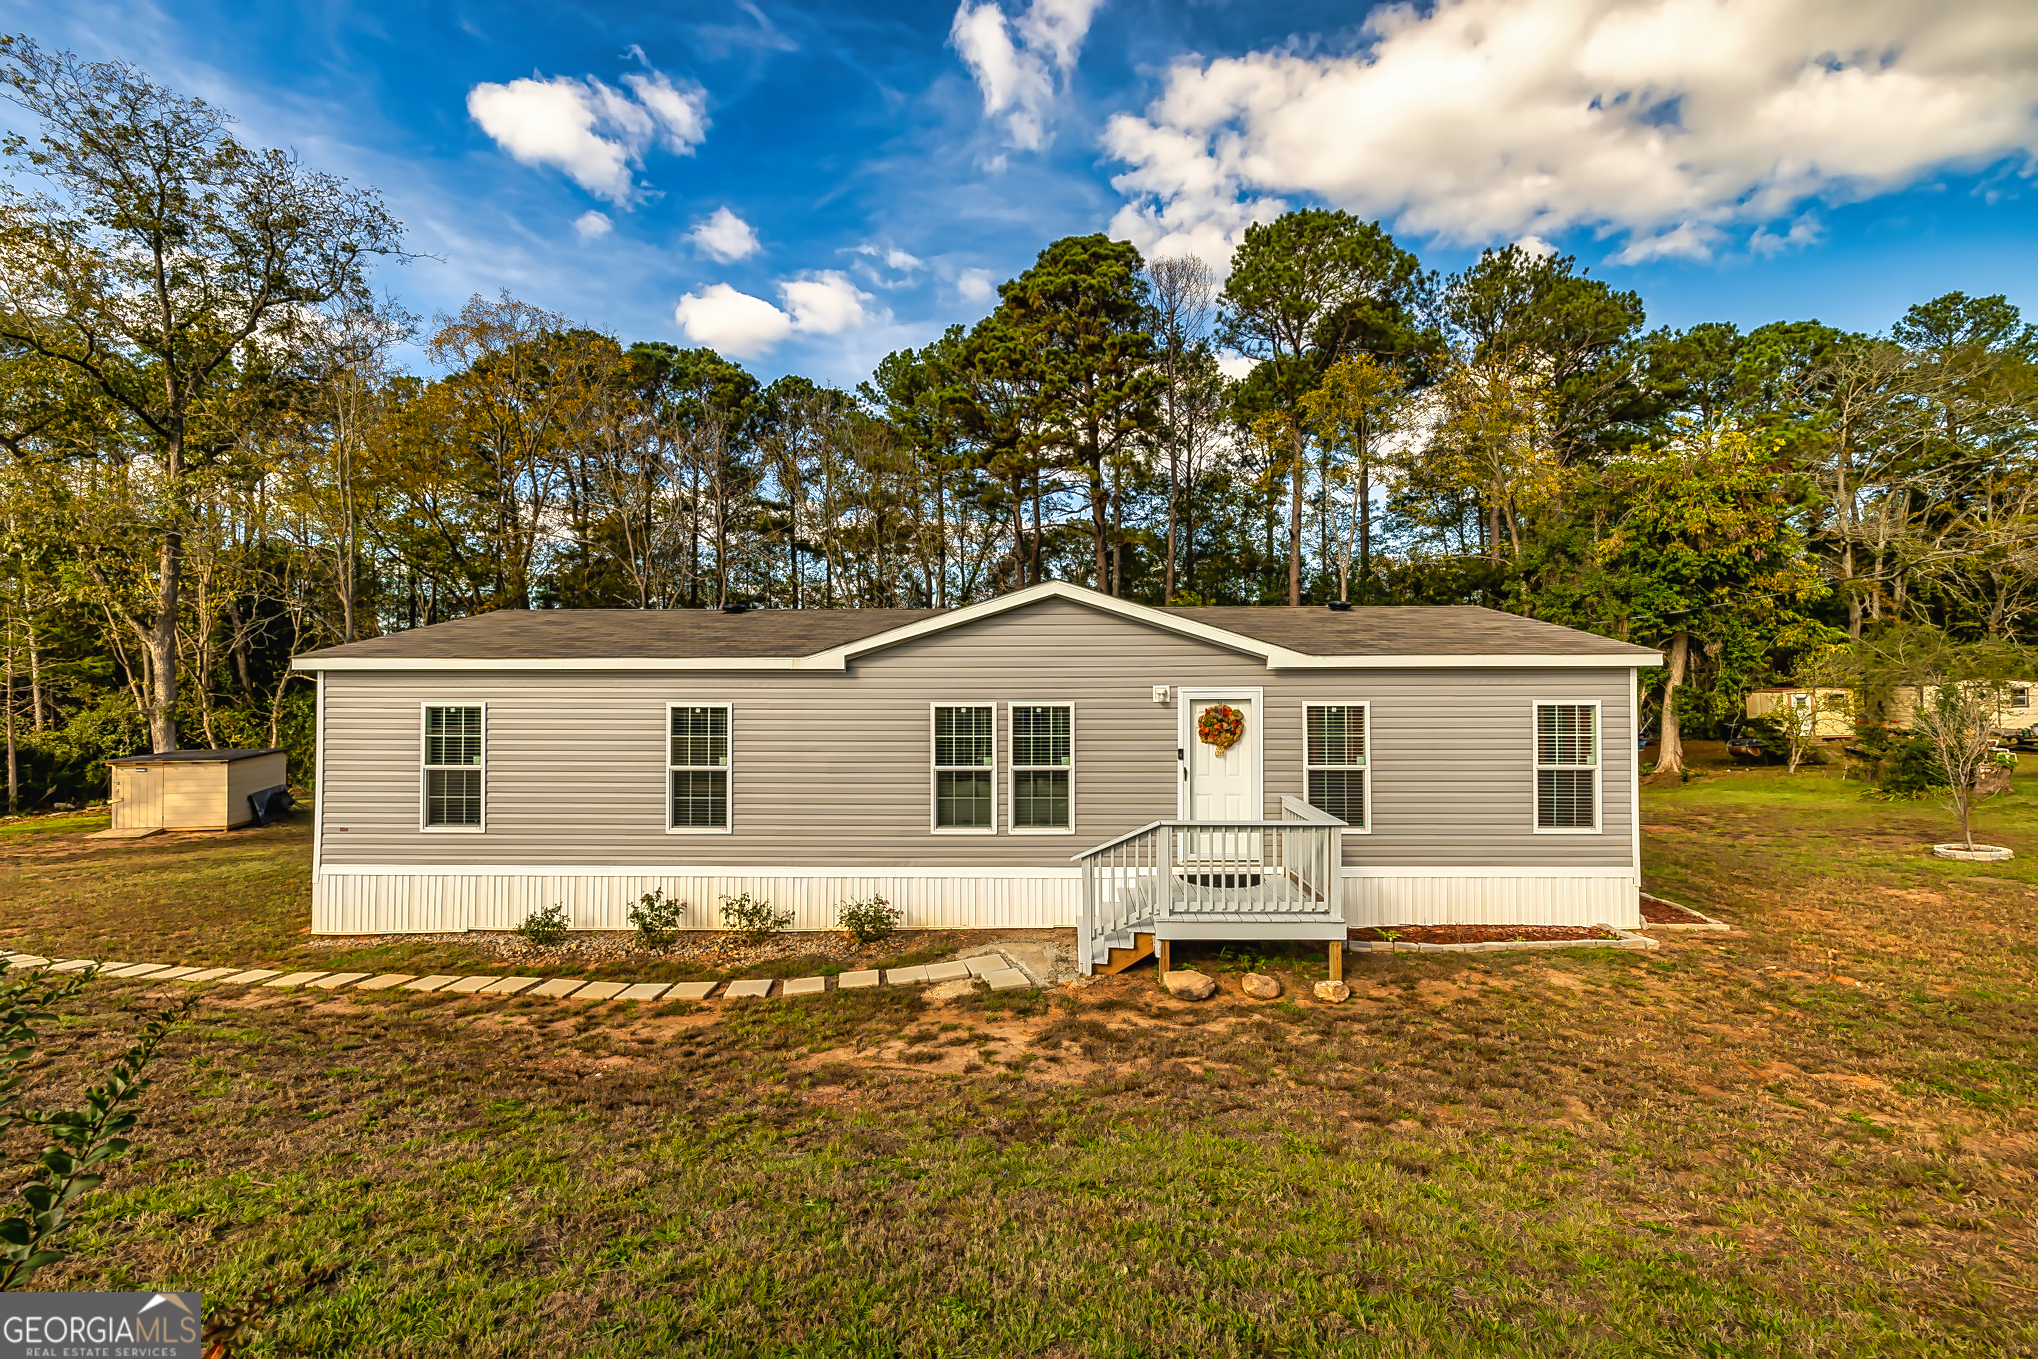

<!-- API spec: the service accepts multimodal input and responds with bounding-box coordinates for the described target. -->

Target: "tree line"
[3,37,2036,808]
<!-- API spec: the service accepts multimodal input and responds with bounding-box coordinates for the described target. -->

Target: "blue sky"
[8,0,2037,385]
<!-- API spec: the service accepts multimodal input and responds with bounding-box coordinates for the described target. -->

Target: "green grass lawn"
[2,760,2035,1356]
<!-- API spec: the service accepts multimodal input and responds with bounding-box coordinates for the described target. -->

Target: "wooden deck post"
[1158,940,1172,975]
[1328,940,1343,982]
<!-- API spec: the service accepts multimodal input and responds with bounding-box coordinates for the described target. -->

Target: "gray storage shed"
[107,749,289,831]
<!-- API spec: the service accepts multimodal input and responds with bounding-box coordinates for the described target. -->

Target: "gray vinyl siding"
[317,596,1635,871]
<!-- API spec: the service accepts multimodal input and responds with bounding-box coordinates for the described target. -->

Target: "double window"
[1534,702,1600,831]
[669,704,732,832]
[930,703,1077,832]
[1304,703,1369,829]
[422,704,484,830]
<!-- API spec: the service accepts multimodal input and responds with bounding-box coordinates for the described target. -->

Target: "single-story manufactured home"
[292,582,1661,972]
[1746,680,2038,740]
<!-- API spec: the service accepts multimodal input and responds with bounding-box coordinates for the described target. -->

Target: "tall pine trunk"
[1288,429,1305,605]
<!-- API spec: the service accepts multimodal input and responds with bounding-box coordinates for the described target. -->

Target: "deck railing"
[1074,797,1345,974]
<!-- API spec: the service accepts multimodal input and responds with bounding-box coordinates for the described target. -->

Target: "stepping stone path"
[0,947,1049,1010]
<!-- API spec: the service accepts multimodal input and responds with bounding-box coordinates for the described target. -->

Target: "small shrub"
[512,902,571,947]
[720,891,793,943]
[837,894,901,944]
[628,889,688,952]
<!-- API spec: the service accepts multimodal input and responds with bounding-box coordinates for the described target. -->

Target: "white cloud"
[1104,0,2038,267]
[1749,214,1825,257]
[574,210,613,241]
[885,247,924,272]
[1513,235,1559,260]
[467,67,709,205]
[1215,353,1258,381]
[950,0,1103,151]
[957,268,998,304]
[673,272,882,357]
[673,284,794,358]
[778,271,877,334]
[689,206,761,262]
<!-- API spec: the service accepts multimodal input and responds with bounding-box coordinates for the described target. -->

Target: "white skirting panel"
[311,868,1079,936]
[312,864,1642,934]
[1345,871,1640,929]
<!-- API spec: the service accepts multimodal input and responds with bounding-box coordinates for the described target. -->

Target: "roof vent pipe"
[720,602,751,614]
[1327,600,1353,612]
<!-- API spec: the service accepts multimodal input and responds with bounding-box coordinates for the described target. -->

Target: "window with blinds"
[1534,702,1599,830]
[933,704,995,830]
[422,705,484,829]
[1305,704,1368,828]
[1011,704,1072,830]
[669,705,731,830]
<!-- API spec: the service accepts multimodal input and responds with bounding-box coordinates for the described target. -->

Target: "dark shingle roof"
[294,596,1655,665]
[106,748,283,764]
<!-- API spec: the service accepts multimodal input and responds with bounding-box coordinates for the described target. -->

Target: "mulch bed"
[1347,924,1621,944]
[1639,894,1712,925]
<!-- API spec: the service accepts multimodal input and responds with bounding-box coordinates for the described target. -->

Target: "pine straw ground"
[2,755,2035,1356]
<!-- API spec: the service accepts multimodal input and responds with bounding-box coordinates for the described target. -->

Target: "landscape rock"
[1313,980,1351,1004]
[1162,969,1217,1001]
[1241,973,1282,999]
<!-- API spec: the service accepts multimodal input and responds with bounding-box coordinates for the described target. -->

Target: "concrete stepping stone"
[264,971,330,988]
[352,973,415,991]
[724,979,774,999]
[984,968,1033,992]
[527,978,587,998]
[664,981,717,1001]
[50,959,99,973]
[572,981,628,1000]
[106,962,173,978]
[781,976,826,997]
[838,969,881,989]
[402,975,462,993]
[181,967,241,982]
[885,965,929,985]
[220,969,283,985]
[146,966,205,981]
[962,955,1008,977]
[5,955,50,967]
[307,972,370,990]
[444,976,502,994]
[924,961,971,983]
[616,983,670,1001]
[478,977,542,996]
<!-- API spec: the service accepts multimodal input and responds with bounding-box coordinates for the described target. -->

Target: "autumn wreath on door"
[1197,703,1246,754]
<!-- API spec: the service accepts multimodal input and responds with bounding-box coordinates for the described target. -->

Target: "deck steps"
[1093,929,1156,975]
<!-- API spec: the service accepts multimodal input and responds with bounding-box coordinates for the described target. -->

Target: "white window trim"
[1531,698,1602,835]
[1008,701,1076,836]
[1175,686,1267,821]
[666,701,734,835]
[419,701,486,834]
[930,701,998,835]
[1302,701,1372,834]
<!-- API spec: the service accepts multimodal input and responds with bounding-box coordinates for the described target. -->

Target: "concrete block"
[181,967,241,982]
[664,981,717,1001]
[263,971,330,988]
[528,978,588,998]
[924,961,971,983]
[140,966,202,980]
[307,972,370,990]
[984,968,1033,992]
[352,973,416,991]
[837,969,881,989]
[723,978,774,999]
[50,959,99,973]
[616,983,670,1001]
[402,975,463,993]
[444,976,502,994]
[4,955,50,967]
[106,962,172,978]
[220,969,283,985]
[782,976,826,997]
[572,981,628,1001]
[885,965,930,985]
[479,976,543,995]
[962,955,1006,977]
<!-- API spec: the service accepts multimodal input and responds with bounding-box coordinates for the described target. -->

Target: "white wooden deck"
[1074,797,1347,974]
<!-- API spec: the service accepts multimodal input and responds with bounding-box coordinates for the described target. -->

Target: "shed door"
[115,764,161,829]
[1187,699,1257,821]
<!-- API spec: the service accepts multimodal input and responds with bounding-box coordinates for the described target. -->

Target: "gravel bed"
[1348,924,1622,944]
[308,928,972,972]
[1639,895,1712,925]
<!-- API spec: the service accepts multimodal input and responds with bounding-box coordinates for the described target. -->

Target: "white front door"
[1187,697,1257,820]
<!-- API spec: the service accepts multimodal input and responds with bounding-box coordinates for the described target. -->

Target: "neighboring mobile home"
[1745,680,2038,740]
[292,582,1661,971]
